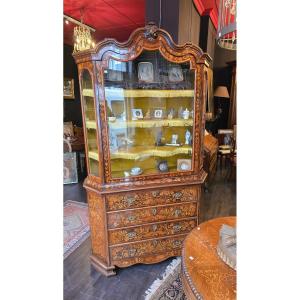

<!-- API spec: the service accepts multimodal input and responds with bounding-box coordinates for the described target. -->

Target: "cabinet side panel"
[87,191,108,262]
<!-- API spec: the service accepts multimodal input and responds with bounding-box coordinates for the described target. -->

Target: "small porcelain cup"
[131,167,141,175]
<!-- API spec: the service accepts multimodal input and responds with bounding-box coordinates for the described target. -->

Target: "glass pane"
[104,50,195,179]
[81,70,99,176]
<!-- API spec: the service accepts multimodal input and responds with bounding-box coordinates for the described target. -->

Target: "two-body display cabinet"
[73,23,212,276]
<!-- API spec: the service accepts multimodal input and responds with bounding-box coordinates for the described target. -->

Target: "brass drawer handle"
[127,215,136,222]
[151,208,157,216]
[127,231,137,239]
[124,195,135,206]
[173,192,183,200]
[173,224,182,232]
[173,240,182,248]
[152,224,158,232]
[152,191,160,197]
[174,209,182,217]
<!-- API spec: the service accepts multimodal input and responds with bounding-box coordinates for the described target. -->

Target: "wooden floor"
[63,168,236,300]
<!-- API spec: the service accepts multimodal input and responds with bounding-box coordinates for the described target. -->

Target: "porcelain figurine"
[144,109,151,119]
[155,130,164,146]
[171,134,178,145]
[167,108,175,120]
[185,130,191,145]
[182,108,190,120]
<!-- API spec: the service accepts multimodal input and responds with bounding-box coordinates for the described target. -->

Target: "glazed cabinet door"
[80,69,99,176]
[101,50,198,181]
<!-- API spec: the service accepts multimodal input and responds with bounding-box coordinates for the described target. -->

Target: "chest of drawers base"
[86,184,202,276]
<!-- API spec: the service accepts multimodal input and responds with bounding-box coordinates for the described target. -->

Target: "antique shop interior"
[63,0,236,299]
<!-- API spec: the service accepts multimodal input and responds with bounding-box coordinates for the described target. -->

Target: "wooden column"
[178,0,200,45]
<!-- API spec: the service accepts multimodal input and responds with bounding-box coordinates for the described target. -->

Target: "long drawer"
[110,234,186,261]
[107,202,198,229]
[108,218,197,245]
[106,187,198,211]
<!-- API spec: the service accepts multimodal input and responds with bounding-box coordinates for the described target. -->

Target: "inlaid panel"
[107,202,198,229]
[73,23,209,276]
[106,187,198,211]
[112,249,182,268]
[108,218,197,245]
[110,234,186,261]
[87,192,107,261]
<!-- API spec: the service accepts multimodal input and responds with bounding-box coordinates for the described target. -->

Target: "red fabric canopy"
[193,0,219,29]
[64,0,145,45]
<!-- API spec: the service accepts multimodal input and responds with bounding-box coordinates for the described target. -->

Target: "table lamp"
[214,86,230,98]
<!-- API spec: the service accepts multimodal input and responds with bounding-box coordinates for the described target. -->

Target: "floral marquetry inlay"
[73,23,210,276]
[106,187,198,211]
[181,217,236,300]
[110,234,186,261]
[109,219,197,244]
[107,202,198,229]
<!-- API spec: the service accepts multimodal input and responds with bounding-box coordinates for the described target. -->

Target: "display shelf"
[104,88,194,99]
[88,151,99,161]
[111,166,179,178]
[109,118,193,129]
[74,23,210,274]
[110,145,192,160]
[86,120,97,129]
[82,89,95,97]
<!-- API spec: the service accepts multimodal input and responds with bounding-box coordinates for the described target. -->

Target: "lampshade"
[214,86,230,98]
[216,0,237,50]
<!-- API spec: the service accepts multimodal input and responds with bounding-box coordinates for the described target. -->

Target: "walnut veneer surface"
[181,216,236,300]
[73,23,211,276]
[203,133,218,184]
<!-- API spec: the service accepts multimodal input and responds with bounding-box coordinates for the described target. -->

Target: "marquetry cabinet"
[73,23,212,276]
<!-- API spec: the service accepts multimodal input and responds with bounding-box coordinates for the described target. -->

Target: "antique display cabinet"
[73,23,212,276]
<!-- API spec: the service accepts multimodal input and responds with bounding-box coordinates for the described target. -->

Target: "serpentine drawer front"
[74,23,208,276]
[110,234,186,261]
[107,202,198,229]
[108,218,197,245]
[106,187,198,211]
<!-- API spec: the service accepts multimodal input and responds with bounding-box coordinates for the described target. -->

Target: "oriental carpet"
[64,200,90,259]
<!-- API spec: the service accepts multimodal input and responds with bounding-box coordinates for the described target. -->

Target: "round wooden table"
[181,217,236,300]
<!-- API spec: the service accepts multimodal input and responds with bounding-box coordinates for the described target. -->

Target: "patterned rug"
[144,257,187,300]
[64,200,90,259]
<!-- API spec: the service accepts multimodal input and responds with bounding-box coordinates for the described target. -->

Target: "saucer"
[130,169,143,176]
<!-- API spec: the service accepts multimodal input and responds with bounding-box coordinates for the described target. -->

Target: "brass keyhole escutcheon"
[173,192,183,200]
[152,208,157,216]
[173,224,181,232]
[128,249,136,257]
[152,224,158,232]
[127,231,137,239]
[174,209,182,217]
[127,215,136,222]
[125,195,135,206]
[152,191,160,197]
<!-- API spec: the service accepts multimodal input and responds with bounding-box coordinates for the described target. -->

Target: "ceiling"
[63,0,218,46]
[63,0,145,45]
